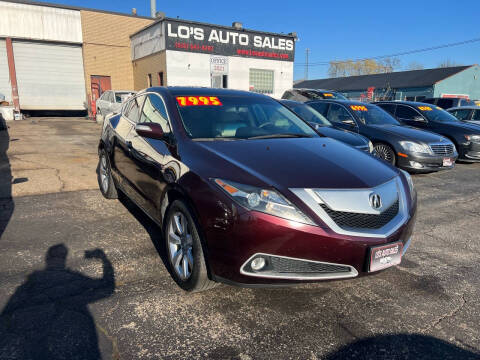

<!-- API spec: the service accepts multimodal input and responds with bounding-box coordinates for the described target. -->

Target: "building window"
[249,69,274,94]
[158,72,164,86]
[147,73,152,87]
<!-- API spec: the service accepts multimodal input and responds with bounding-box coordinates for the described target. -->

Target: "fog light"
[251,257,266,271]
[409,161,424,169]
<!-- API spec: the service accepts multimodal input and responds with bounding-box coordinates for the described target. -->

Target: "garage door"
[13,41,86,110]
[0,39,11,103]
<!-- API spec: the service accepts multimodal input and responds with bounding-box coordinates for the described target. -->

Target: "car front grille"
[430,144,454,156]
[320,199,399,229]
[270,256,351,274]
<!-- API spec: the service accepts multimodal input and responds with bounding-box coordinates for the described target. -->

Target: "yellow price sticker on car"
[350,105,368,111]
[418,106,432,111]
[176,96,223,106]
[323,93,334,97]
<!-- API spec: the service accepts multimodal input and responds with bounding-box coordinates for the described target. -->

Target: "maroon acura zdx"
[98,87,417,292]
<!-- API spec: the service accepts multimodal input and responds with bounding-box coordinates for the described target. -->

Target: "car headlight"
[465,134,480,143]
[399,169,415,201]
[399,141,432,155]
[213,179,315,225]
[368,140,374,153]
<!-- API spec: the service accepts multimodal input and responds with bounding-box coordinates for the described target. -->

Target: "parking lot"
[0,117,479,359]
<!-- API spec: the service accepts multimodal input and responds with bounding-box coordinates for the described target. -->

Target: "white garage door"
[0,39,12,103]
[13,41,86,110]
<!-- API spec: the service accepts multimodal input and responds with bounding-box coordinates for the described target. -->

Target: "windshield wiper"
[246,133,313,140]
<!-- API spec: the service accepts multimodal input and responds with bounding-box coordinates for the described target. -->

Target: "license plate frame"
[369,242,403,272]
[443,157,453,167]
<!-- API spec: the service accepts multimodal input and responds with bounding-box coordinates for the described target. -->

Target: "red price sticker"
[350,105,368,111]
[176,96,223,106]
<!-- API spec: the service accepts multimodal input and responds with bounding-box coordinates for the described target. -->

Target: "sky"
[40,0,480,80]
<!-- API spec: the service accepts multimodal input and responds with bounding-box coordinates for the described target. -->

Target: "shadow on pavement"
[324,334,480,360]
[0,115,14,240]
[0,244,115,360]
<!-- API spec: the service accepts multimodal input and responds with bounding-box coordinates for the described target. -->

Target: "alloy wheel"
[168,211,194,281]
[374,144,395,164]
[99,154,109,193]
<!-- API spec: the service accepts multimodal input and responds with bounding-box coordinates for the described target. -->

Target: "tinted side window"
[472,110,480,120]
[140,94,171,133]
[436,99,453,109]
[452,108,471,120]
[377,103,396,116]
[422,98,435,105]
[460,99,474,106]
[396,105,420,120]
[126,95,145,123]
[327,104,355,125]
[308,102,329,116]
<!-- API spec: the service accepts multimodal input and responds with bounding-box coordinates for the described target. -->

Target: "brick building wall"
[80,10,153,101]
[132,51,167,90]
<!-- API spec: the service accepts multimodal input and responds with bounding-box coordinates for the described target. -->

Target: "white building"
[130,18,296,98]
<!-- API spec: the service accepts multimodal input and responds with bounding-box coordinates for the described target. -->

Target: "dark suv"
[375,101,480,162]
[98,87,416,292]
[423,97,476,109]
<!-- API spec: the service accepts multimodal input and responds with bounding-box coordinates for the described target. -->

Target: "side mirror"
[135,122,165,140]
[413,116,426,122]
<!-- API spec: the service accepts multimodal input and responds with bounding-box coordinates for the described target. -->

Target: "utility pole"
[305,48,310,80]
[150,0,156,18]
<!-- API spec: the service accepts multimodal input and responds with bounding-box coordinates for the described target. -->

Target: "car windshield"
[350,104,401,125]
[418,106,461,123]
[300,90,347,100]
[116,92,134,103]
[176,95,318,140]
[283,102,332,126]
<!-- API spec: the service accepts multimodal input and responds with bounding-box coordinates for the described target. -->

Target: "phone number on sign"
[174,42,214,52]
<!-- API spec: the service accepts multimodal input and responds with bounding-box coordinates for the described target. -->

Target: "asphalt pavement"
[0,118,479,359]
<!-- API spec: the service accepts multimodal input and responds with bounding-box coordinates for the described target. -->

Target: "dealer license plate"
[443,157,453,167]
[369,242,403,272]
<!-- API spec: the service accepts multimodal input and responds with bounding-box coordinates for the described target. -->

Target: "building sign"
[165,19,295,62]
[210,56,228,74]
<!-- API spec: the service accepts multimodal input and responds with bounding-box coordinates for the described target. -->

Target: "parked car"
[307,100,458,172]
[98,87,416,292]
[96,90,135,119]
[375,101,480,162]
[422,97,476,109]
[447,106,480,126]
[282,88,347,102]
[280,100,373,153]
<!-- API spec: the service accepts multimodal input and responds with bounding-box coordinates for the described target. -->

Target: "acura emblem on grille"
[369,193,382,210]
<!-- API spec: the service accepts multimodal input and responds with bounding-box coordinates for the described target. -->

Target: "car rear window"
[349,104,401,125]
[175,95,318,140]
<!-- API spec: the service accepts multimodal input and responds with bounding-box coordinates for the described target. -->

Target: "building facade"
[131,18,296,98]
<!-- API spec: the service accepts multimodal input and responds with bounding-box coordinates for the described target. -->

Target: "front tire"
[374,143,396,165]
[164,200,217,292]
[97,149,118,199]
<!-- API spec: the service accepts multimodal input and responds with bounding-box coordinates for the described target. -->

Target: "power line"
[294,37,480,67]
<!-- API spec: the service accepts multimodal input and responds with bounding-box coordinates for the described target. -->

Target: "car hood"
[441,121,480,132]
[313,125,368,147]
[194,137,397,190]
[466,120,480,126]
[369,124,445,142]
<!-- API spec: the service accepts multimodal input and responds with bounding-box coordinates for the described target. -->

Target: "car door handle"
[126,141,133,149]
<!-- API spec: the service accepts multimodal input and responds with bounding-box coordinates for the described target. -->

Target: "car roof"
[306,99,368,106]
[373,100,434,107]
[149,86,269,98]
[279,99,303,105]
[292,88,339,93]
[447,106,480,111]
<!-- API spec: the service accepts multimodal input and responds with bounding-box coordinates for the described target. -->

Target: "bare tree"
[438,59,462,68]
[406,62,424,70]
[328,57,401,78]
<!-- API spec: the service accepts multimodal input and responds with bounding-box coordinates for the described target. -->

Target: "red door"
[91,75,111,101]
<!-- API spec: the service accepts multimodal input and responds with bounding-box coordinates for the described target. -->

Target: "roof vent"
[155,11,165,19]
[232,22,243,30]
[131,8,137,15]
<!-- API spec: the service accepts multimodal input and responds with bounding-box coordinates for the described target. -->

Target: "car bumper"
[396,152,458,173]
[458,142,480,162]
[205,198,417,286]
